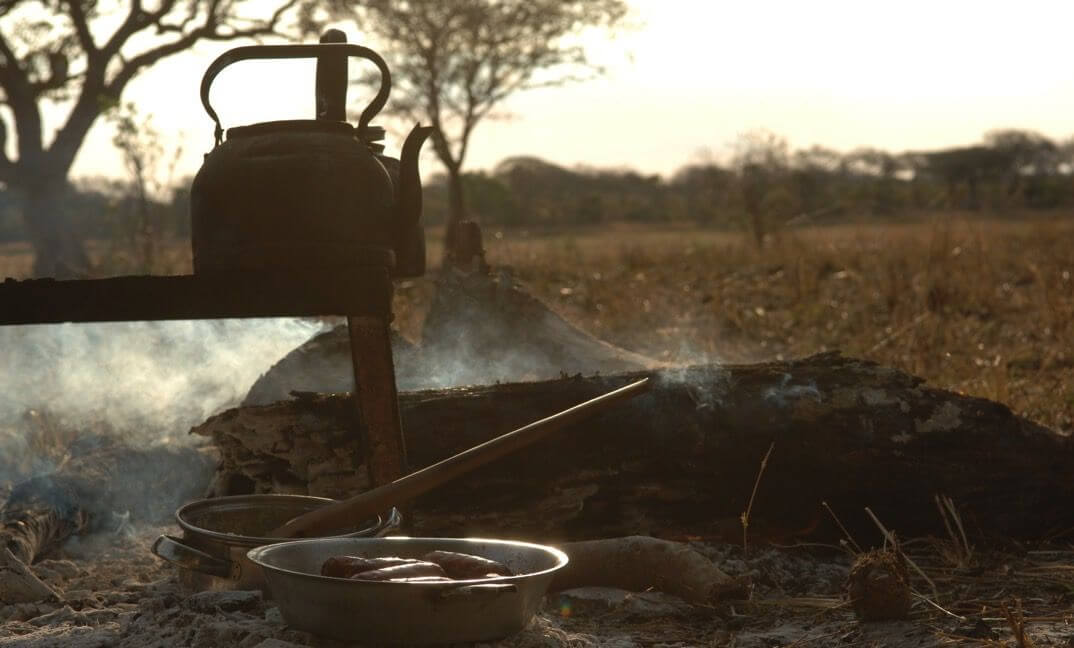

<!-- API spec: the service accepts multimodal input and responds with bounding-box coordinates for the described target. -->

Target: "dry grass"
[473,214,1074,433]
[2,213,1071,432]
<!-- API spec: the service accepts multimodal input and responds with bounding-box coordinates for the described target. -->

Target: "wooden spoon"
[269,377,651,538]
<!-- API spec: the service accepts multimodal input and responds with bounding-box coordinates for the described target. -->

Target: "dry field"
[1,214,1071,432]
[438,214,1073,433]
[0,216,1073,647]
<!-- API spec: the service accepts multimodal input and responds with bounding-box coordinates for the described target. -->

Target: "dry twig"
[1002,598,1034,648]
[740,441,775,557]
[935,494,973,567]
[864,506,938,597]
[822,500,862,554]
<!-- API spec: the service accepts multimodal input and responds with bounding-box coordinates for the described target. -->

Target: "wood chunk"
[195,353,1070,543]
[552,536,739,605]
[0,438,214,567]
[0,548,61,604]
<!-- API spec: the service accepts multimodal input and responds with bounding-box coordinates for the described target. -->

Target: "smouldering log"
[196,352,1071,543]
[0,437,214,583]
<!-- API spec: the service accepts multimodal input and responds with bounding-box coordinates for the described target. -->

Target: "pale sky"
[64,0,1074,183]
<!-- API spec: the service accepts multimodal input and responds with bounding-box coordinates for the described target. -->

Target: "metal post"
[347,313,409,488]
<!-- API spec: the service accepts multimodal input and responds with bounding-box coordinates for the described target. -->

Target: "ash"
[3,528,1071,648]
[0,526,709,648]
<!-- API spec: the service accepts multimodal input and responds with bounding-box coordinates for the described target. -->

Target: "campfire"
[3,33,1074,648]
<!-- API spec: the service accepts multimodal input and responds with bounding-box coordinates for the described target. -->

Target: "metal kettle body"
[189,35,433,278]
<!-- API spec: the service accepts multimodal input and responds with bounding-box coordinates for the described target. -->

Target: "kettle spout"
[397,124,436,229]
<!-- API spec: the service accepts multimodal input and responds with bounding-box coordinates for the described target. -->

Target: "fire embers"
[321,551,513,582]
[846,548,912,621]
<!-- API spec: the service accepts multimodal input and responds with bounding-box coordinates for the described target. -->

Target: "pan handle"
[151,535,238,579]
[438,583,518,599]
[372,507,404,537]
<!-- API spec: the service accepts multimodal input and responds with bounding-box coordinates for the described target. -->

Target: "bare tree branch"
[101,0,152,61]
[63,0,98,58]
[0,111,12,180]
[0,30,44,159]
[319,0,628,263]
[1,0,304,275]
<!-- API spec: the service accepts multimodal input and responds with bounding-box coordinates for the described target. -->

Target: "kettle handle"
[199,43,391,145]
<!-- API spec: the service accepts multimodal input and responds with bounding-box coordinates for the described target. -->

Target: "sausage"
[320,556,422,578]
[388,576,455,583]
[421,550,513,579]
[348,561,447,581]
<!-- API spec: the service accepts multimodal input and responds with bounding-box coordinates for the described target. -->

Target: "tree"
[105,101,183,273]
[324,0,628,266]
[983,129,1059,176]
[789,145,845,216]
[0,0,300,277]
[670,162,735,224]
[730,129,790,247]
[918,146,1009,210]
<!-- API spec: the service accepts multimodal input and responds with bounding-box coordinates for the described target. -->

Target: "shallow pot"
[248,536,568,645]
[151,494,401,593]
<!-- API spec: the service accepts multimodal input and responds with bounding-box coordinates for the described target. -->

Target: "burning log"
[0,437,214,602]
[196,352,1071,543]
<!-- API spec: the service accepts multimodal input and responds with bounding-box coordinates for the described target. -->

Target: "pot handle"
[198,43,391,145]
[372,507,404,537]
[151,535,237,579]
[439,583,518,599]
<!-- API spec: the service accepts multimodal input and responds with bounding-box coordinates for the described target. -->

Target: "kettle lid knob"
[316,29,348,122]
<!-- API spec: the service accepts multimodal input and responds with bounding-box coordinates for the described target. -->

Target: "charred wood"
[197,352,1070,544]
[1,437,215,566]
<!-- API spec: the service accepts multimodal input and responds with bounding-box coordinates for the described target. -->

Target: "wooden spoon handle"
[269,377,651,538]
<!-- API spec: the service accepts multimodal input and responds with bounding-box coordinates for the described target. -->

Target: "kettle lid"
[225,120,386,144]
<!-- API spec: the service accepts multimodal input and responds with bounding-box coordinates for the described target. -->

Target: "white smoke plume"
[0,318,323,449]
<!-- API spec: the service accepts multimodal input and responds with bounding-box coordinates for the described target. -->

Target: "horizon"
[17,0,1074,183]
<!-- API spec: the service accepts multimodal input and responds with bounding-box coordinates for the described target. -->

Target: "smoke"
[658,362,731,411]
[763,373,822,406]
[0,318,323,484]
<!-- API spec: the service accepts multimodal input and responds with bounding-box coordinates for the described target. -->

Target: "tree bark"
[194,352,1070,544]
[443,163,467,266]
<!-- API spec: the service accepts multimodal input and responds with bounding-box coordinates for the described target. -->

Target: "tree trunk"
[19,179,92,279]
[443,164,467,267]
[194,353,1070,544]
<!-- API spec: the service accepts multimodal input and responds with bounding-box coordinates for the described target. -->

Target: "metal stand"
[0,267,411,492]
[347,314,408,487]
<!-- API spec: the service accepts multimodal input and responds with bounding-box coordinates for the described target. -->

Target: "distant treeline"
[1,128,1071,244]
[423,129,1074,238]
[0,178,191,243]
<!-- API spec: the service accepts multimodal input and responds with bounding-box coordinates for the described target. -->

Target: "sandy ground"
[3,525,1073,647]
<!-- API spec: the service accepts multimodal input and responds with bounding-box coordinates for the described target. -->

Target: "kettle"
[190,31,434,279]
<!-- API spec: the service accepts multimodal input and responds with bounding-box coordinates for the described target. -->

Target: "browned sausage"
[388,576,455,583]
[320,556,421,578]
[421,550,513,579]
[349,561,447,581]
